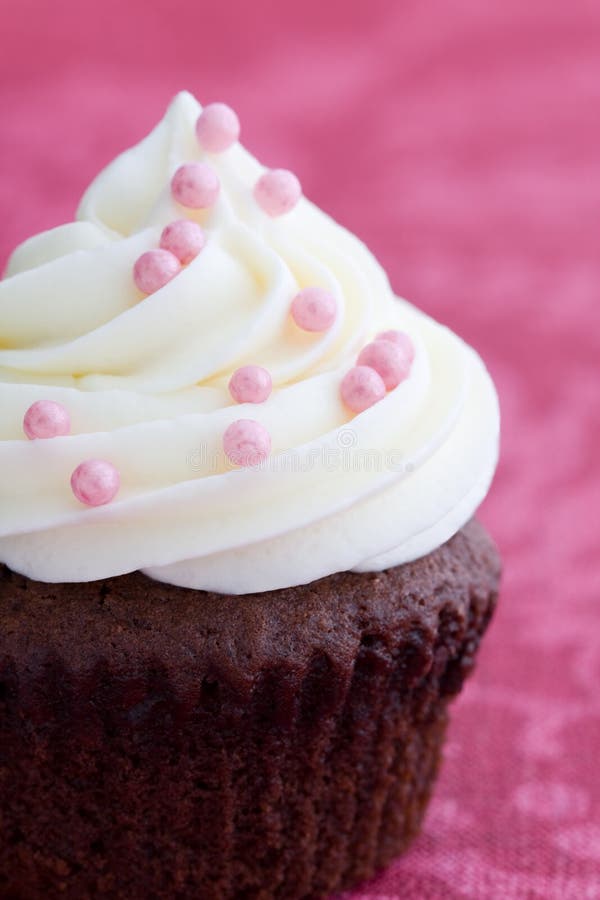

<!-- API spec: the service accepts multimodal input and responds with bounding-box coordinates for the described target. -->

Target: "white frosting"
[0,92,499,593]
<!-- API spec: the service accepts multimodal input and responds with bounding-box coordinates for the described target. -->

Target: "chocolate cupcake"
[0,93,500,899]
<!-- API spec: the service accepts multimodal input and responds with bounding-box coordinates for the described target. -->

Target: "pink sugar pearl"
[171,162,220,209]
[254,169,301,217]
[375,329,415,364]
[133,249,180,294]
[357,340,412,390]
[229,366,272,404]
[223,419,271,467]
[196,102,240,152]
[291,287,337,332]
[340,366,386,413]
[71,459,120,507]
[160,220,206,265]
[23,400,71,440]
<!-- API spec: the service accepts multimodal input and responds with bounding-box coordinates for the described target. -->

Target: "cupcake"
[0,92,500,899]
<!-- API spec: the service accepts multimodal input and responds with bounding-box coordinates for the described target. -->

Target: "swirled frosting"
[0,91,499,593]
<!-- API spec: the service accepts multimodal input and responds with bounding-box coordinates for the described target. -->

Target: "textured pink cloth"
[1,2,599,897]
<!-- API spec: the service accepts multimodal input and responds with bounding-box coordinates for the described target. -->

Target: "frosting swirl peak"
[0,92,499,592]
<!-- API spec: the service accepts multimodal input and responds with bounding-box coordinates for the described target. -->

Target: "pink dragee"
[196,102,240,153]
[340,366,386,413]
[23,400,71,440]
[70,460,120,507]
[1,0,599,896]
[291,286,338,333]
[223,419,271,467]
[171,162,220,209]
[229,366,273,405]
[357,339,412,391]
[133,248,181,294]
[376,330,415,366]
[254,168,302,217]
[159,220,206,265]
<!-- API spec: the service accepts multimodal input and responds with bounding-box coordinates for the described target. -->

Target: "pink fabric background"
[1,1,599,897]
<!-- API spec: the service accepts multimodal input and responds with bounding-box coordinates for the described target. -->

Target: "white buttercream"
[0,92,499,593]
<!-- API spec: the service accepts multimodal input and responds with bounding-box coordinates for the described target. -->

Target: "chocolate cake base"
[0,520,500,900]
